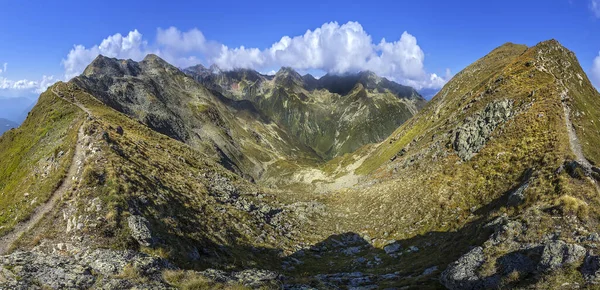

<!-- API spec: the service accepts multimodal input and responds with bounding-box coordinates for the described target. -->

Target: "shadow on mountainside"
[277,221,493,289]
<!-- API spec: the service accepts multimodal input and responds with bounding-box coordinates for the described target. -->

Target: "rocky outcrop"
[196,268,280,288]
[453,99,514,161]
[0,245,285,289]
[441,215,591,290]
[538,240,586,271]
[507,169,533,207]
[127,215,154,247]
[0,248,172,289]
[440,247,497,289]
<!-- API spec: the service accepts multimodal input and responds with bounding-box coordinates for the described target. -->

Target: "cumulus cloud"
[62,30,149,79]
[0,63,6,74]
[62,21,448,89]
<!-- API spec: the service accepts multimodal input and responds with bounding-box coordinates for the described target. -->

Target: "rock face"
[383,242,402,254]
[507,169,533,207]
[582,254,600,284]
[0,246,285,289]
[73,55,323,181]
[127,215,154,247]
[453,99,514,161]
[197,268,280,288]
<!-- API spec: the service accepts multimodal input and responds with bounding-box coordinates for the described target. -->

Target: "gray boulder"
[538,240,586,271]
[384,242,402,254]
[440,247,497,289]
[127,215,154,247]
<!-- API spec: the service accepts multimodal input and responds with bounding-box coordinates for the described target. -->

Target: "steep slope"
[185,65,426,159]
[292,40,600,288]
[0,91,85,239]
[72,55,321,181]
[0,81,326,288]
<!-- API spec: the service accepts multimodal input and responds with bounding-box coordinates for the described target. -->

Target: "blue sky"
[1,0,600,99]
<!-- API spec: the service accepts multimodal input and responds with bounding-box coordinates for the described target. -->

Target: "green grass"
[10,82,303,270]
[0,90,84,236]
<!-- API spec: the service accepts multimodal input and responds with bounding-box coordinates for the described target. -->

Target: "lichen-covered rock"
[453,99,514,161]
[0,251,95,289]
[440,247,498,289]
[0,248,174,290]
[538,240,586,271]
[127,215,154,247]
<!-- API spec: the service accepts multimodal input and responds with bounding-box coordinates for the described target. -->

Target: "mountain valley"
[0,39,600,289]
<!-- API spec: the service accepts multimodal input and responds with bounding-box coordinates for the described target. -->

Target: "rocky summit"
[1,39,600,290]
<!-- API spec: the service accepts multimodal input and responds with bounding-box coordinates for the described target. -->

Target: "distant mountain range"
[184,64,426,159]
[0,97,35,124]
[0,118,18,135]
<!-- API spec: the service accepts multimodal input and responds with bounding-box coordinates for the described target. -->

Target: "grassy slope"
[12,82,319,271]
[355,43,530,175]
[0,91,84,236]
[282,41,600,287]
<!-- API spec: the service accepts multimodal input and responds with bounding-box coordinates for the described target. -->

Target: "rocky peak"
[82,55,141,78]
[142,53,162,62]
[140,54,177,72]
[275,67,304,87]
[209,64,222,74]
[357,70,382,89]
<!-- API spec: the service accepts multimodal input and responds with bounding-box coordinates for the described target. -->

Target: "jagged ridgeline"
[72,55,425,183]
[184,65,426,159]
[0,39,600,289]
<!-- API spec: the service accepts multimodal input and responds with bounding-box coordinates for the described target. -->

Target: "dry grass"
[162,270,260,290]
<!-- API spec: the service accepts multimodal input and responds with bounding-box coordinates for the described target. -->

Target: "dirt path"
[560,88,600,192]
[0,88,90,255]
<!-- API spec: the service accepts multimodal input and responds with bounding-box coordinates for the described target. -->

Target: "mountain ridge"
[1,39,600,289]
[184,63,426,160]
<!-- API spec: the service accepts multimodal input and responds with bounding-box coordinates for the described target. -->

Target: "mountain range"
[0,118,18,135]
[0,39,599,289]
[0,96,35,124]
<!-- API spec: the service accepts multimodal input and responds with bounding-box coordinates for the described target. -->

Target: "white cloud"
[0,75,55,94]
[591,0,600,17]
[62,30,149,79]
[592,52,600,87]
[62,22,448,89]
[0,61,55,94]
